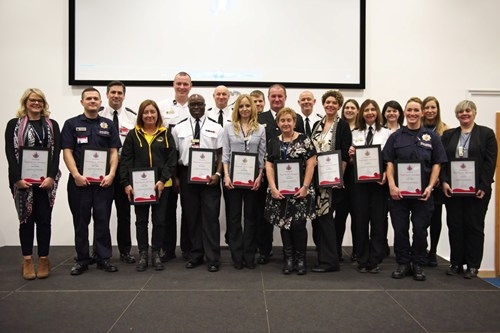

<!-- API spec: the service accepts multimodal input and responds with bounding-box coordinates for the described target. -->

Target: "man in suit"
[298,90,322,137]
[255,84,305,264]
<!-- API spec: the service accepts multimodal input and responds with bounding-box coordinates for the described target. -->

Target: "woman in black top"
[5,88,61,280]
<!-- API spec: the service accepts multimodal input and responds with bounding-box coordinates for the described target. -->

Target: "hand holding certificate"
[395,161,424,198]
[82,148,109,183]
[188,148,216,184]
[130,168,158,204]
[20,147,49,185]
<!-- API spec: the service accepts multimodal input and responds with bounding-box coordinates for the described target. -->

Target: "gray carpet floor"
[0,246,499,333]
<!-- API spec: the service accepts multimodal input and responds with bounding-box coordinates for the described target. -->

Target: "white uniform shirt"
[158,98,190,129]
[99,106,136,144]
[172,115,223,166]
[351,125,392,150]
[206,105,232,128]
[300,112,323,132]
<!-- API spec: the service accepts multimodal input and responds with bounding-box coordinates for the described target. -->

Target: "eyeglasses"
[28,98,44,104]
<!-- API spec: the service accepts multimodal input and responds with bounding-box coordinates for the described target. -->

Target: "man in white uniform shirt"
[98,81,136,264]
[206,85,232,127]
[172,94,223,272]
[298,90,322,138]
[158,71,193,262]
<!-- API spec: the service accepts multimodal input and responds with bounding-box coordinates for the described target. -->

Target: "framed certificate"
[395,161,424,198]
[449,159,477,196]
[19,147,50,185]
[230,152,258,189]
[274,159,303,196]
[130,168,158,205]
[82,148,109,183]
[354,145,383,183]
[188,148,216,184]
[316,150,343,188]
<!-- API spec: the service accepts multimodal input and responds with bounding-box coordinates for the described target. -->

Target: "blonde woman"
[222,94,266,269]
[5,88,61,279]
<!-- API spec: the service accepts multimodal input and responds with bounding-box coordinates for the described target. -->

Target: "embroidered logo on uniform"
[76,127,86,131]
[100,122,109,129]
[421,134,431,141]
[205,129,216,133]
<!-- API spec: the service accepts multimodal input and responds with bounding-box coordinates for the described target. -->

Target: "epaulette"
[207,107,213,111]
[177,118,188,124]
[99,106,105,111]
[125,107,137,115]
[207,117,218,123]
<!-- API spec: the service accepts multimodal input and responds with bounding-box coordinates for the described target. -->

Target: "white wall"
[1,0,499,269]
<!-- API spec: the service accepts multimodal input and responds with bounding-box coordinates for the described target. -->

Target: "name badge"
[77,136,89,144]
[191,139,200,148]
[76,127,86,132]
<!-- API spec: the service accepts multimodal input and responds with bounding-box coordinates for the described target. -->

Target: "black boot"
[281,230,294,275]
[136,251,148,272]
[151,251,164,271]
[296,251,307,275]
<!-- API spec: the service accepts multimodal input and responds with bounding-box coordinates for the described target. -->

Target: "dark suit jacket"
[258,110,305,145]
[440,124,497,193]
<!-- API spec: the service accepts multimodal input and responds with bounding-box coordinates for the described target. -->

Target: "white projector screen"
[69,0,365,88]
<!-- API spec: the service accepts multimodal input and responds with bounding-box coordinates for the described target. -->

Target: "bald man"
[206,85,232,128]
[298,90,323,137]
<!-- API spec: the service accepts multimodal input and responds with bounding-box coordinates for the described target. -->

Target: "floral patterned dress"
[264,133,316,229]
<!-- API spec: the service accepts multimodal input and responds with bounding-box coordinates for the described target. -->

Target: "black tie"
[366,126,373,145]
[113,110,119,132]
[305,118,311,137]
[218,110,224,127]
[194,118,201,139]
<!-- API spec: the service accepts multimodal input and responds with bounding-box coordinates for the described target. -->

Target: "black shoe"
[350,254,358,262]
[427,252,438,267]
[97,260,118,273]
[257,255,269,265]
[160,252,176,263]
[392,263,411,279]
[357,265,369,273]
[120,253,136,264]
[136,252,148,272]
[312,265,337,273]
[185,260,202,269]
[412,264,426,281]
[245,262,256,269]
[233,262,244,270]
[446,265,463,276]
[296,260,307,275]
[151,252,164,271]
[464,267,478,279]
[369,266,380,274]
[70,263,88,276]
[208,264,219,272]
[282,258,294,275]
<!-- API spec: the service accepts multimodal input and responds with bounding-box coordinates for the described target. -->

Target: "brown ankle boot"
[22,258,36,280]
[37,257,51,279]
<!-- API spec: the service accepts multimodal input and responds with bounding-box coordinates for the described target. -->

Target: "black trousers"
[67,177,114,264]
[134,188,169,253]
[255,179,273,257]
[332,165,356,258]
[428,189,445,253]
[179,167,221,265]
[226,188,258,265]
[162,190,191,256]
[445,193,490,269]
[389,197,433,266]
[113,170,132,255]
[18,186,53,257]
[351,182,388,268]
[312,208,340,270]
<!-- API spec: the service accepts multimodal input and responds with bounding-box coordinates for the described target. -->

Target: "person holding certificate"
[120,100,177,272]
[349,99,391,273]
[310,90,352,272]
[440,100,497,279]
[383,97,447,281]
[264,107,316,275]
[61,87,121,276]
[222,94,266,269]
[5,88,61,280]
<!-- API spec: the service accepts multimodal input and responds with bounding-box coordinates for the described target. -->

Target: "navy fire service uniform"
[383,126,447,266]
[61,114,122,265]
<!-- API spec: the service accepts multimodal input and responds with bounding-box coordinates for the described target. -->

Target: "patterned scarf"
[12,116,61,224]
[311,116,339,216]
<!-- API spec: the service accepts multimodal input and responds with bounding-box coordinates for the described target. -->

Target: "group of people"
[5,72,497,282]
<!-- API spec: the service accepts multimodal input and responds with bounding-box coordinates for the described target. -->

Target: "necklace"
[280,132,294,160]
[318,120,334,151]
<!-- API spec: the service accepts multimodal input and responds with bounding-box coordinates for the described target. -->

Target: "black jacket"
[120,126,177,187]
